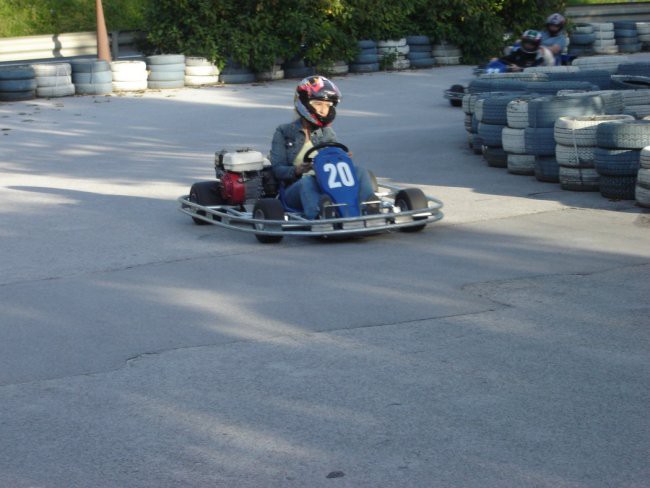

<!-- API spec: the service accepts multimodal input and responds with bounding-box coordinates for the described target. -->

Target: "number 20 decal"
[323,162,355,188]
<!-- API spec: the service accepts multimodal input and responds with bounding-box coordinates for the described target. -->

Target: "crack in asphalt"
[2,261,648,389]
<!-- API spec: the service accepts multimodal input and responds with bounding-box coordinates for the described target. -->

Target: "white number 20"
[323,162,355,188]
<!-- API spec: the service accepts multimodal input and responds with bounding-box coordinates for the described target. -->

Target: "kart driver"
[542,12,569,63]
[270,75,376,219]
[497,30,554,71]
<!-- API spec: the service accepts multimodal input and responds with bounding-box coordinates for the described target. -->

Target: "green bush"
[0,0,148,37]
[1,0,568,67]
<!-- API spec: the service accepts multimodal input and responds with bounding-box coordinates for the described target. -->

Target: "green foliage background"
[1,0,566,66]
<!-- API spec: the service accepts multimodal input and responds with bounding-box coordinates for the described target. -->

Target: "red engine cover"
[220,171,246,205]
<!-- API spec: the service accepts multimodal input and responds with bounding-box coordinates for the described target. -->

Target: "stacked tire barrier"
[505,98,536,175]
[322,61,349,77]
[72,59,112,95]
[350,41,380,73]
[554,115,634,192]
[282,56,314,79]
[110,60,146,92]
[0,65,36,102]
[636,146,650,207]
[462,93,483,154]
[432,41,461,66]
[220,60,256,84]
[527,94,608,182]
[619,88,650,119]
[406,36,434,69]
[572,55,627,74]
[569,24,595,58]
[147,54,185,89]
[543,69,612,90]
[185,57,220,86]
[378,39,410,70]
[614,20,641,54]
[638,22,650,50]
[32,63,74,98]
[589,22,618,55]
[594,120,650,199]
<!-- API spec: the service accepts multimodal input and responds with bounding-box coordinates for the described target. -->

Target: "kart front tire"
[253,198,285,243]
[189,181,223,225]
[395,188,427,232]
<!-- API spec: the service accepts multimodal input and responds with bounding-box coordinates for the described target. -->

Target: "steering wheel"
[303,142,350,162]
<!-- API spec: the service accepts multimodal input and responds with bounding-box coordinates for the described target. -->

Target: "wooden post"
[96,0,112,62]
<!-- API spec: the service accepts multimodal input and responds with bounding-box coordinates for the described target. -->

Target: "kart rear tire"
[189,181,223,225]
[253,198,285,243]
[395,188,427,232]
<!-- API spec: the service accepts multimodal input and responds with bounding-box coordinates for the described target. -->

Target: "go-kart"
[178,142,444,243]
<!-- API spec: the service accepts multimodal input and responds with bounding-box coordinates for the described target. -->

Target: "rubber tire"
[37,75,72,87]
[185,57,213,67]
[148,80,185,89]
[185,75,220,86]
[349,63,379,73]
[0,79,37,91]
[395,188,427,232]
[409,58,435,68]
[147,54,185,65]
[636,185,650,207]
[357,40,377,49]
[148,63,186,73]
[593,148,641,176]
[220,72,256,84]
[75,82,112,95]
[524,127,556,156]
[554,114,634,147]
[148,71,185,81]
[406,36,430,45]
[113,80,148,92]
[502,127,526,154]
[599,175,637,199]
[71,60,110,73]
[189,181,223,225]
[252,198,285,243]
[477,122,505,147]
[555,144,596,168]
[185,65,219,76]
[36,84,75,98]
[0,65,35,80]
[507,154,535,175]
[534,157,560,183]
[483,146,508,168]
[32,63,71,77]
[354,54,379,64]
[72,71,113,84]
[0,90,35,102]
[528,96,606,128]
[596,120,650,149]
[110,61,146,73]
[559,167,600,191]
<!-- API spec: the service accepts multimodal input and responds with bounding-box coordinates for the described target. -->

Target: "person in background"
[542,12,569,64]
[497,30,554,71]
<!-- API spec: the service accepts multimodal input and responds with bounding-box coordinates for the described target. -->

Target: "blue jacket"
[270,119,336,183]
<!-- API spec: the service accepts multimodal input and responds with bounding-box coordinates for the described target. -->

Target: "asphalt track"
[1,63,649,487]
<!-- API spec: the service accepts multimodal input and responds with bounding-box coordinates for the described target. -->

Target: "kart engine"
[215,149,277,205]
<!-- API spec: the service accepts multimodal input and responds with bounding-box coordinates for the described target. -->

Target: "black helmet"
[520,29,542,53]
[295,75,341,127]
[546,13,566,28]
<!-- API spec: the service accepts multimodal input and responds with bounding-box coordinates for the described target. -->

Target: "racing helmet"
[520,29,542,53]
[546,13,566,28]
[295,75,341,127]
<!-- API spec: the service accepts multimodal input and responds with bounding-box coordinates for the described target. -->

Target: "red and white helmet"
[294,75,341,127]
